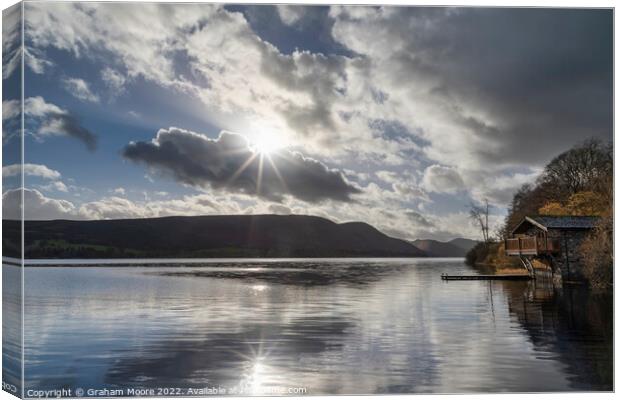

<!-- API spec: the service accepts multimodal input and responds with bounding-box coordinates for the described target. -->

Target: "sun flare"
[252,132,284,155]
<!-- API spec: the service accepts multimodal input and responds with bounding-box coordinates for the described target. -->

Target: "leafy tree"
[539,191,609,216]
[538,201,568,216]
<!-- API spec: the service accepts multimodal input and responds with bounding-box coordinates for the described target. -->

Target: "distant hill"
[412,238,478,257]
[5,215,427,259]
[448,238,479,252]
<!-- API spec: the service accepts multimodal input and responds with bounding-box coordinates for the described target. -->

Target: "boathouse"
[504,216,599,281]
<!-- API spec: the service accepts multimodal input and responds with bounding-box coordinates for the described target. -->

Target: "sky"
[1,3,613,241]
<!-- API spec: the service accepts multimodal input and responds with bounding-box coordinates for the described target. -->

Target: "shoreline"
[4,256,465,268]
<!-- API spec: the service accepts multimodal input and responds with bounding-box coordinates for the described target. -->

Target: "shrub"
[465,242,497,266]
[580,216,613,288]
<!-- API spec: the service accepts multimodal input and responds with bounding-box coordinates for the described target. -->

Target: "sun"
[252,132,284,155]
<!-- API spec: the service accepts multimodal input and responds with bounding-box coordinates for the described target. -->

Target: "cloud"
[37,113,98,151]
[123,127,360,203]
[37,181,69,193]
[77,192,244,220]
[422,165,465,194]
[24,46,54,74]
[405,210,434,228]
[2,4,21,80]
[3,163,62,180]
[23,3,403,163]
[393,183,431,202]
[18,96,98,151]
[101,67,126,95]
[62,77,100,103]
[276,5,304,25]
[330,7,612,170]
[3,3,54,81]
[77,196,147,220]
[268,203,292,215]
[112,187,126,195]
[3,188,76,220]
[467,168,541,206]
[2,99,20,120]
[24,4,612,174]
[24,96,64,116]
[375,170,400,185]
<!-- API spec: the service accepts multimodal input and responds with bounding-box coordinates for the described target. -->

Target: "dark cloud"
[435,8,613,163]
[122,128,361,203]
[43,112,98,152]
[333,7,613,166]
[16,96,99,151]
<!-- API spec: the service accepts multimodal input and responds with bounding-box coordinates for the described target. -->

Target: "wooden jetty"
[441,273,532,281]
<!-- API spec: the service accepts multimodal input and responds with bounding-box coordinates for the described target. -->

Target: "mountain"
[412,238,479,257]
[448,238,479,252]
[6,215,427,259]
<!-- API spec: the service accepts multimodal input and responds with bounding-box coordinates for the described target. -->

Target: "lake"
[3,258,613,395]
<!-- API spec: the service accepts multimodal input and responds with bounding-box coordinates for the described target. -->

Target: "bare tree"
[541,138,612,197]
[469,199,490,243]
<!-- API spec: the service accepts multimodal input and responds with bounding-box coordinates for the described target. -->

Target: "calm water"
[3,258,613,395]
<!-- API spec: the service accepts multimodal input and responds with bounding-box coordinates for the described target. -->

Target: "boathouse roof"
[512,216,599,234]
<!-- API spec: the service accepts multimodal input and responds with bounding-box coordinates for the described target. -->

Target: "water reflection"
[503,280,612,390]
[13,259,612,394]
[105,316,355,389]
[153,261,414,287]
[2,265,22,396]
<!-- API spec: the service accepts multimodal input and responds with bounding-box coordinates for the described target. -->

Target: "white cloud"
[24,47,54,74]
[62,77,100,103]
[2,4,22,80]
[101,67,126,95]
[392,183,431,203]
[276,5,304,25]
[38,181,69,193]
[76,192,244,220]
[2,99,20,120]
[375,170,400,185]
[78,196,147,220]
[24,96,65,117]
[268,203,292,215]
[3,188,76,220]
[422,165,465,194]
[112,187,126,195]
[467,168,541,206]
[3,163,62,180]
[23,3,412,165]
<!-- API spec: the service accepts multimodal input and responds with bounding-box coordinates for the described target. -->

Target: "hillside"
[448,238,479,253]
[5,214,427,259]
[412,238,478,257]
